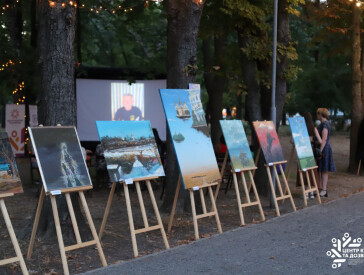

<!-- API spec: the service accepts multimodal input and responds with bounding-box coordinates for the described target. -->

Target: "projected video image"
[111,83,144,121]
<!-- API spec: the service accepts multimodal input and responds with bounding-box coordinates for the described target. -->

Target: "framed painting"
[220,120,255,171]
[96,121,164,182]
[288,117,316,170]
[252,121,285,164]
[159,89,220,189]
[0,132,23,196]
[29,126,92,193]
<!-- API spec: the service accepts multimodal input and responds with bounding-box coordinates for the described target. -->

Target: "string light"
[0,60,21,72]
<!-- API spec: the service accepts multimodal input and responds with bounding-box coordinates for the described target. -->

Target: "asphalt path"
[81,191,364,275]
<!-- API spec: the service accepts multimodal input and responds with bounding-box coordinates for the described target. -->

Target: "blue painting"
[288,117,316,169]
[220,120,255,171]
[160,89,220,189]
[29,127,92,192]
[0,132,23,195]
[96,121,164,182]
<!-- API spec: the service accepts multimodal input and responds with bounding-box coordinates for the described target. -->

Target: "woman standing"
[316,108,336,197]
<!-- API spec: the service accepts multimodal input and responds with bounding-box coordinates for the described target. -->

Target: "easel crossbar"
[64,240,97,252]
[0,257,19,266]
[196,212,216,219]
[135,225,161,234]
[303,188,317,194]
[241,201,260,208]
[276,195,292,200]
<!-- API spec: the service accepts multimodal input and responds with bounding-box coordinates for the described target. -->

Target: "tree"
[161,0,204,211]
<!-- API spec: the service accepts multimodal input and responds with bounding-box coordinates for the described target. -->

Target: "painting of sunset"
[159,89,221,189]
[253,121,285,164]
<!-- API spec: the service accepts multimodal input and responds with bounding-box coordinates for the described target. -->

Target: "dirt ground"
[0,129,363,275]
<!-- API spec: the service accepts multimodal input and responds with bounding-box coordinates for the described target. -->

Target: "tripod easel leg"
[299,171,307,207]
[311,169,321,204]
[65,193,82,244]
[189,189,199,240]
[208,186,222,233]
[167,176,181,233]
[50,195,69,275]
[146,180,170,249]
[0,199,29,275]
[214,152,228,202]
[232,172,245,226]
[266,166,280,216]
[78,192,107,266]
[279,164,296,211]
[136,181,149,228]
[248,170,265,221]
[123,183,138,257]
[99,182,116,239]
[27,187,45,259]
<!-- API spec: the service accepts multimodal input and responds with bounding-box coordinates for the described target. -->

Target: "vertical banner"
[29,105,38,127]
[5,104,25,156]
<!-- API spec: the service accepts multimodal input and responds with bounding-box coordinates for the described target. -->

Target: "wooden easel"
[265,161,296,216]
[283,145,321,207]
[167,177,222,240]
[0,193,28,275]
[98,177,169,258]
[213,152,265,226]
[27,186,107,275]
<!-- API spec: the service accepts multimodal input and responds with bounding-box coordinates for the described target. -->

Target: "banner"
[29,105,38,127]
[188,83,201,97]
[5,104,25,156]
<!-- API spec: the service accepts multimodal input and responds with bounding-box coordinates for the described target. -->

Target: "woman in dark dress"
[316,108,336,197]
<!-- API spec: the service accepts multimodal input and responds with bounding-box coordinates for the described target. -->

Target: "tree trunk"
[349,3,363,172]
[202,37,226,146]
[275,0,290,129]
[34,0,90,240]
[161,0,204,212]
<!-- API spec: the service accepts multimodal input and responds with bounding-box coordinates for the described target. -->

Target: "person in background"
[114,94,143,121]
[316,108,336,197]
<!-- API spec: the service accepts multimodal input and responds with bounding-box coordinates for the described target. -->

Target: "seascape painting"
[96,121,164,182]
[253,121,285,164]
[29,127,92,192]
[288,117,316,169]
[220,120,255,171]
[160,89,220,189]
[0,132,23,195]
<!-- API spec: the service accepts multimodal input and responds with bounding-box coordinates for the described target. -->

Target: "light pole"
[270,0,278,207]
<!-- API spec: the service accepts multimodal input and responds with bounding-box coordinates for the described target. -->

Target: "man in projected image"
[114,93,143,121]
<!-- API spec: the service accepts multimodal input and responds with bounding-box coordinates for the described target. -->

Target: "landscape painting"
[96,121,164,182]
[0,132,23,195]
[220,120,255,171]
[29,127,92,192]
[288,117,316,169]
[160,89,220,189]
[253,121,285,164]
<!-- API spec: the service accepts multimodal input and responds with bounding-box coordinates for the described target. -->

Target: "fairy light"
[1,60,22,72]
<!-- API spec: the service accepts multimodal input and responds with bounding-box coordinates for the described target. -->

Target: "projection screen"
[76,79,167,141]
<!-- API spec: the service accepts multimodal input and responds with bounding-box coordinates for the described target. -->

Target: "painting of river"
[96,121,164,182]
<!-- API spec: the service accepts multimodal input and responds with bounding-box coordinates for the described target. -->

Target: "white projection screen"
[76,79,167,141]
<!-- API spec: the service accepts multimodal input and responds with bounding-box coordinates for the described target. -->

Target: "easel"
[27,186,107,275]
[98,177,170,257]
[357,159,361,176]
[213,152,265,226]
[265,161,296,216]
[167,177,222,240]
[283,145,321,207]
[0,193,28,275]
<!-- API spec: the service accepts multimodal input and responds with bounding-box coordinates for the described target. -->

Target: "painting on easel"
[0,132,23,195]
[220,120,255,171]
[253,121,285,164]
[29,127,92,192]
[288,117,316,169]
[96,121,164,182]
[160,89,220,189]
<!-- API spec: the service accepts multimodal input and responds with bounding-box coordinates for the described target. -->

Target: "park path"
[81,191,364,275]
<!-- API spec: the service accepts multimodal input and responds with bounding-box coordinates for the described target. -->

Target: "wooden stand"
[265,161,296,216]
[213,152,265,225]
[0,194,28,275]
[27,187,107,275]
[357,159,361,176]
[298,167,322,207]
[167,177,222,240]
[98,178,169,258]
[282,145,321,207]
